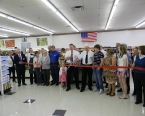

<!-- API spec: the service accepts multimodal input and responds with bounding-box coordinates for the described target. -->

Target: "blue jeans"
[93,68,104,91]
[35,68,42,84]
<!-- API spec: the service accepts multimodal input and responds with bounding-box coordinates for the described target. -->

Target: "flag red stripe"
[88,36,96,39]
[88,33,97,37]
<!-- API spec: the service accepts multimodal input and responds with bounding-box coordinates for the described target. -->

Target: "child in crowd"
[59,61,67,89]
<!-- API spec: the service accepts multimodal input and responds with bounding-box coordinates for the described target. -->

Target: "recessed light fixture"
[72,6,84,11]
[0,34,8,37]
[41,0,79,32]
[0,27,30,36]
[136,20,145,28]
[0,12,53,34]
[105,0,120,30]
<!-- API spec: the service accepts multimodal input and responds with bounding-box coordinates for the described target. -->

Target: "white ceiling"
[0,0,145,38]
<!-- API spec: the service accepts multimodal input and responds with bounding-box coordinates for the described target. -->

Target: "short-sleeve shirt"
[49,51,60,63]
[118,54,128,71]
[78,50,94,65]
[93,51,104,65]
[65,50,80,63]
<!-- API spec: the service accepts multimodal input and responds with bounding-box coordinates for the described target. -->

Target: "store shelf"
[1,69,9,72]
[2,74,9,77]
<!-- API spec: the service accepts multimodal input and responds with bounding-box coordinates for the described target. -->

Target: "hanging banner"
[5,40,15,48]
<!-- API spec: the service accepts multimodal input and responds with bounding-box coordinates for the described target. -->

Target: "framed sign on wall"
[5,40,15,48]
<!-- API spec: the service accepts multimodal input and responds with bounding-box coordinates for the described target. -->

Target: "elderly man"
[74,43,94,92]
[14,49,27,86]
[49,45,60,86]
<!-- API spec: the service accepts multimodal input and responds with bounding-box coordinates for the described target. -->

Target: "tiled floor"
[0,79,144,116]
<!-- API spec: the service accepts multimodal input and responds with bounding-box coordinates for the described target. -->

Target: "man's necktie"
[19,54,22,61]
[71,50,73,62]
[85,52,88,64]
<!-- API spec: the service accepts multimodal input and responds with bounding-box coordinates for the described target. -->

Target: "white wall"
[53,30,145,48]
[1,30,145,49]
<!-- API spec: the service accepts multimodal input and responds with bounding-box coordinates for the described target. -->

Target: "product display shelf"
[0,56,11,95]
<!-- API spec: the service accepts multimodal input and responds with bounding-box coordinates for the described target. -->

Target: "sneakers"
[99,89,104,94]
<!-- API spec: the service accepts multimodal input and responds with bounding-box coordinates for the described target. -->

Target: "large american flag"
[81,32,97,42]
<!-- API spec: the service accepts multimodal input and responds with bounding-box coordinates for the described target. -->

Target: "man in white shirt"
[74,43,94,92]
[65,44,80,91]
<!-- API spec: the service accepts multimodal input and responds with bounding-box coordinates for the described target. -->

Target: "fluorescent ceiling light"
[56,12,70,24]
[0,34,8,37]
[0,13,7,17]
[0,27,30,36]
[0,12,53,34]
[41,0,57,12]
[105,0,120,30]
[7,16,33,27]
[41,0,79,32]
[136,21,145,28]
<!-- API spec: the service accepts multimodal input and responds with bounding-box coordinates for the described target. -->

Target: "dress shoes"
[56,83,59,86]
[89,88,93,91]
[76,86,80,90]
[135,101,142,104]
[50,82,55,86]
[80,88,85,92]
[66,87,71,91]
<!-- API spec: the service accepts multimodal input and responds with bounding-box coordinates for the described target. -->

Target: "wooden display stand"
[0,56,11,95]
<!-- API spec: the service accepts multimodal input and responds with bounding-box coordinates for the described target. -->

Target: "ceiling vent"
[72,6,84,11]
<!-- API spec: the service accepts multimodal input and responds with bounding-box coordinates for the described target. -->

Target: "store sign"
[5,40,15,48]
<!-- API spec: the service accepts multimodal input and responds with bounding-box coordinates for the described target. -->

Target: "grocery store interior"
[0,0,145,116]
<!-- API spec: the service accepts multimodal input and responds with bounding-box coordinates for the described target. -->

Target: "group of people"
[7,43,145,107]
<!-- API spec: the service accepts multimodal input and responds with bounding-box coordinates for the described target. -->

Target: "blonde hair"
[106,48,114,56]
[120,44,127,57]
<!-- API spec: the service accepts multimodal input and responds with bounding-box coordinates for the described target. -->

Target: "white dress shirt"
[8,56,14,67]
[65,50,80,63]
[78,50,94,65]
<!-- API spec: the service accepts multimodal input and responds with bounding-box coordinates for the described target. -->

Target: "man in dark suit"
[14,49,27,86]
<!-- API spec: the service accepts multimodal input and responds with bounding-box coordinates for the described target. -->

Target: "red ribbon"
[21,62,145,71]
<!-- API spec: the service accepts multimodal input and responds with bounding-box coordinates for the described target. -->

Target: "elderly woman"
[133,46,145,107]
[104,49,117,96]
[41,50,50,86]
